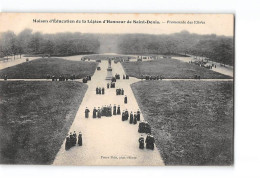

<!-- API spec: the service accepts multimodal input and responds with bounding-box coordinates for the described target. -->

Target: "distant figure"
[139,135,145,149]
[121,89,124,95]
[130,112,133,124]
[113,105,117,115]
[107,83,110,89]
[124,95,128,104]
[97,108,101,118]
[69,132,74,147]
[117,105,121,115]
[109,104,112,116]
[122,111,125,121]
[145,134,155,150]
[93,107,97,118]
[4,75,7,81]
[133,112,137,124]
[73,131,77,146]
[65,134,71,150]
[96,87,98,94]
[85,107,90,118]
[78,132,82,146]
[102,87,105,95]
[137,110,140,121]
[125,110,129,120]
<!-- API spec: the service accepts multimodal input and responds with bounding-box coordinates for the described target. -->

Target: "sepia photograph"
[0,13,234,166]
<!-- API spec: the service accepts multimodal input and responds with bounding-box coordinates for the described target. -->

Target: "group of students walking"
[65,65,157,153]
[138,134,155,150]
[96,87,105,95]
[65,131,82,150]
[121,110,140,124]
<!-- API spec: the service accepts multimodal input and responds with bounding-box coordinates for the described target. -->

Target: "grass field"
[132,80,233,165]
[0,81,88,164]
[122,58,232,79]
[0,58,97,79]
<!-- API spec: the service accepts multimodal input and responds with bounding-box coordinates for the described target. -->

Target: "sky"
[0,13,234,36]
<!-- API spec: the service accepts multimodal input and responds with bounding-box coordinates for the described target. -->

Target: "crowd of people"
[138,121,152,134]
[123,74,129,79]
[108,82,115,88]
[68,59,158,153]
[141,75,163,80]
[65,131,82,150]
[138,134,155,150]
[194,74,201,79]
[82,76,92,83]
[46,74,77,81]
[88,105,122,118]
[115,73,120,79]
[189,60,217,69]
[121,109,140,124]
[96,87,105,95]
[116,88,124,95]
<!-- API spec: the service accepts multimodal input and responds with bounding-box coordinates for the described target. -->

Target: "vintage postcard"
[0,13,234,166]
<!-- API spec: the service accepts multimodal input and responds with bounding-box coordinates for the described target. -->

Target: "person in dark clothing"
[113,105,117,115]
[4,75,8,81]
[138,122,145,133]
[124,95,128,104]
[107,83,110,89]
[85,107,90,118]
[138,135,145,149]
[70,132,74,147]
[78,132,82,146]
[125,110,129,120]
[133,112,137,124]
[145,134,155,150]
[117,105,121,115]
[97,108,101,118]
[145,122,151,134]
[65,134,71,150]
[96,87,98,94]
[102,87,105,95]
[122,111,125,121]
[93,107,97,118]
[73,131,77,146]
[109,104,112,116]
[98,87,102,94]
[137,110,140,121]
[129,112,133,124]
[121,89,124,95]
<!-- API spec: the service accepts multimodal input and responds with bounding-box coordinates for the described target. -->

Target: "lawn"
[122,58,232,79]
[0,81,88,164]
[131,80,233,165]
[0,58,97,79]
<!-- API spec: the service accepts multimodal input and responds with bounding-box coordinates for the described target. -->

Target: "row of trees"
[0,29,100,59]
[117,31,234,65]
[0,29,234,65]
